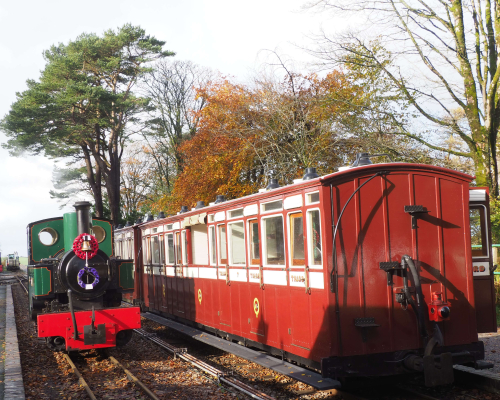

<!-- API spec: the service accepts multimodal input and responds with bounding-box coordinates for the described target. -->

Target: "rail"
[15,274,28,294]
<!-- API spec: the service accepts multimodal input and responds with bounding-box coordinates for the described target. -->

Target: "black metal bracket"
[83,323,106,345]
[379,261,403,285]
[404,205,429,229]
[423,352,454,387]
[354,317,380,342]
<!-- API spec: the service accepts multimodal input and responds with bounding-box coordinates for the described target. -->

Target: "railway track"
[63,351,160,400]
[122,301,276,399]
[15,273,28,293]
[134,327,275,400]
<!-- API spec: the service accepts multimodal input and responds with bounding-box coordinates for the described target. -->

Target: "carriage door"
[150,233,161,311]
[142,235,152,308]
[470,188,497,333]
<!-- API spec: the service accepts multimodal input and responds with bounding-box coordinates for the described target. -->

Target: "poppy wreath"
[73,233,99,260]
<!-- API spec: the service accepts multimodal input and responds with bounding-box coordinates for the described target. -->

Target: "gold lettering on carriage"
[291,274,306,283]
[250,272,260,280]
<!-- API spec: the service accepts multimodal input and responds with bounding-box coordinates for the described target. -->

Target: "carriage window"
[229,222,245,265]
[166,224,173,230]
[471,207,488,257]
[159,235,165,264]
[209,226,216,265]
[229,208,244,219]
[175,232,182,264]
[289,213,305,266]
[306,192,320,205]
[122,240,127,259]
[264,215,285,265]
[182,230,188,265]
[262,200,283,213]
[116,241,122,258]
[307,209,322,265]
[208,215,215,223]
[151,236,160,264]
[218,225,227,264]
[166,233,175,264]
[142,237,150,264]
[249,220,260,265]
[192,225,208,265]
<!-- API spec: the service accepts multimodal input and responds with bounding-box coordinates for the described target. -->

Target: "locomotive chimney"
[74,201,92,235]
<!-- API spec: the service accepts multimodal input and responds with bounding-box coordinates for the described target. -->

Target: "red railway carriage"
[115,160,496,386]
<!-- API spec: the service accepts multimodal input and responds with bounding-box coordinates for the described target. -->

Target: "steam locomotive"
[27,201,140,351]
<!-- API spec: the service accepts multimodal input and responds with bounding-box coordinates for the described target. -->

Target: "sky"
[0,0,346,256]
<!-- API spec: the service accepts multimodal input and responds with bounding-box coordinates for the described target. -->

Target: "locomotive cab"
[27,201,140,351]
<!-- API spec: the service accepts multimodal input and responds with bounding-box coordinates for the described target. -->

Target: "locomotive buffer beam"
[83,306,106,345]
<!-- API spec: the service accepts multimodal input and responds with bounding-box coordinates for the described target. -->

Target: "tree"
[141,60,214,195]
[308,0,500,194]
[120,143,166,222]
[1,24,173,221]
[158,69,389,212]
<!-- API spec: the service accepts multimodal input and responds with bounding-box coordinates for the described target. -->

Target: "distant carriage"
[6,253,20,271]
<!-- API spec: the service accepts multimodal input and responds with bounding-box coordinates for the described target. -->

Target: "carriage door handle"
[305,266,310,294]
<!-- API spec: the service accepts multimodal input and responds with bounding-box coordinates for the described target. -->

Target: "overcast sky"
[0,0,346,256]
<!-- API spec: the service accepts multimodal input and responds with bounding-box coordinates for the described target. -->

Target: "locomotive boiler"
[28,201,140,351]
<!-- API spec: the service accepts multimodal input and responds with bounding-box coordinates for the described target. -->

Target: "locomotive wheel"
[116,329,133,347]
[47,336,66,352]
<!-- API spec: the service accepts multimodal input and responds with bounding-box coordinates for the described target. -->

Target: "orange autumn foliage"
[156,71,365,213]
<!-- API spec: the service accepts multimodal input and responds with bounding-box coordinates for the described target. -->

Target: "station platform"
[0,284,25,399]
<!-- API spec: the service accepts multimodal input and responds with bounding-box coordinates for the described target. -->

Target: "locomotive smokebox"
[74,201,92,235]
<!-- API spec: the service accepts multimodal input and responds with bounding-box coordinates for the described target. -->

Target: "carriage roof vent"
[125,221,132,227]
[135,217,143,224]
[157,211,166,219]
[147,214,154,222]
[116,224,123,229]
[352,153,373,167]
[266,178,280,190]
[352,152,394,167]
[195,201,205,209]
[180,206,189,214]
[303,167,319,180]
[215,195,226,204]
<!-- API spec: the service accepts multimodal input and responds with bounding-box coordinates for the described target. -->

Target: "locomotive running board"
[142,312,341,390]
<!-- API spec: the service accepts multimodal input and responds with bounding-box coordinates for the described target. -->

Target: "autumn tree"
[1,24,173,221]
[308,0,500,194]
[158,69,401,212]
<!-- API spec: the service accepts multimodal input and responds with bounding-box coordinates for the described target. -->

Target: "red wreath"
[73,233,99,260]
